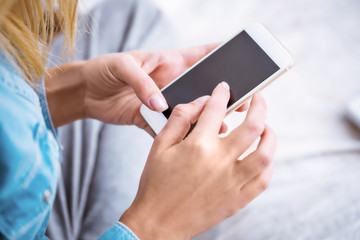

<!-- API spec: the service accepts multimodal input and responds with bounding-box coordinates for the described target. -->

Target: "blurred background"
[79,0,360,239]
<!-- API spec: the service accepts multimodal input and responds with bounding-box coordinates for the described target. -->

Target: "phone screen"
[162,31,280,119]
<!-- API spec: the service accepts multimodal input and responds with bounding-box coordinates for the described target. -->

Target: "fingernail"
[221,81,230,90]
[149,94,168,112]
[195,95,210,104]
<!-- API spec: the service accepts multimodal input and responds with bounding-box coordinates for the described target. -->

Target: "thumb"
[116,54,168,112]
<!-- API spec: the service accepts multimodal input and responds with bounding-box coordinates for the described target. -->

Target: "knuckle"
[158,53,170,65]
[160,52,183,66]
[171,104,194,128]
[259,177,270,191]
[191,137,213,155]
[245,121,264,136]
[257,150,273,168]
[192,139,207,151]
[116,53,132,65]
[172,104,190,119]
[111,53,135,78]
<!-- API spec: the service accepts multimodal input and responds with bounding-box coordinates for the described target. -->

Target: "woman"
[0,0,276,239]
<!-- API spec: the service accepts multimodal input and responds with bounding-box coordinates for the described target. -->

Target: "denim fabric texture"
[0,52,137,239]
[99,222,140,240]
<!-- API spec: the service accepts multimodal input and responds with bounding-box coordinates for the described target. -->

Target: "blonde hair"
[0,0,78,84]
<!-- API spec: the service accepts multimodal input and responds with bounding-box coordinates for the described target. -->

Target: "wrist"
[46,61,87,127]
[120,207,164,240]
[119,203,188,240]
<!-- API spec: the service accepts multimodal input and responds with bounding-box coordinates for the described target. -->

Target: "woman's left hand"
[81,44,222,135]
[47,44,249,136]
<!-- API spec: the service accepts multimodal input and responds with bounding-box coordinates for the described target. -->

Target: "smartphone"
[140,23,294,135]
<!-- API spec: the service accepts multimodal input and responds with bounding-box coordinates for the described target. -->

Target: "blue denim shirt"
[0,52,139,240]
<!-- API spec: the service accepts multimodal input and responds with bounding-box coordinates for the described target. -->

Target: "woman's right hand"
[120,82,276,240]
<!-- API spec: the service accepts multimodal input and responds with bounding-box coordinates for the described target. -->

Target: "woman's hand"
[119,83,276,240]
[46,44,249,133]
[81,44,227,135]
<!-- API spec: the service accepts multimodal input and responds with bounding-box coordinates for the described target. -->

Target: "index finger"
[193,82,230,136]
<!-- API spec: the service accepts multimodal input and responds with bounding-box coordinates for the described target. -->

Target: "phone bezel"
[140,22,294,135]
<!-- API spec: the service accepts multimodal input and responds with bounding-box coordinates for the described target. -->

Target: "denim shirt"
[0,52,139,240]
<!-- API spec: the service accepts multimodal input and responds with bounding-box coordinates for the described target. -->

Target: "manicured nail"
[221,81,230,90]
[195,95,210,104]
[149,94,168,112]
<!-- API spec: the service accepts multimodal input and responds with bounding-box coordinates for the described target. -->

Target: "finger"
[235,102,249,112]
[179,43,221,67]
[128,50,159,74]
[194,82,230,136]
[237,164,274,209]
[233,126,277,185]
[223,93,267,158]
[113,54,168,112]
[156,96,210,149]
[144,44,221,89]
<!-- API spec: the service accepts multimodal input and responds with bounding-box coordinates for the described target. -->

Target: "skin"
[120,87,275,240]
[46,44,248,135]
[45,44,275,239]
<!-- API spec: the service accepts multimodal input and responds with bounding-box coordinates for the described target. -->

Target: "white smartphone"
[141,23,294,135]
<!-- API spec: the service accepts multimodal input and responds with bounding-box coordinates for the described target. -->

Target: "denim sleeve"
[98,222,140,240]
[0,68,60,239]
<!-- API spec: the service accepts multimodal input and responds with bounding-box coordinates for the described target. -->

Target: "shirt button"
[43,189,52,203]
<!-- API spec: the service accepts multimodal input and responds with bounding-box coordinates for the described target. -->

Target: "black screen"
[162,31,280,118]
